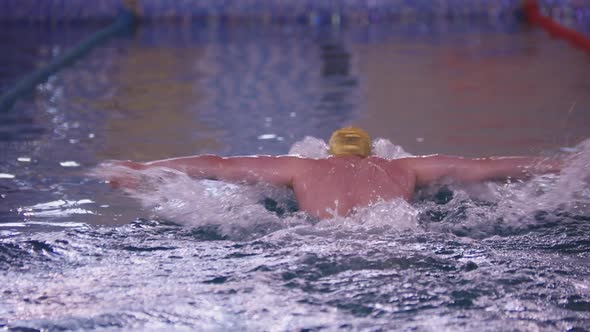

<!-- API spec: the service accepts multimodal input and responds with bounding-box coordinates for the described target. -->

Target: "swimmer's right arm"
[123,155,312,187]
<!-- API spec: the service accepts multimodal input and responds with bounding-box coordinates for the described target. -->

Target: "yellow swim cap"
[328,127,372,157]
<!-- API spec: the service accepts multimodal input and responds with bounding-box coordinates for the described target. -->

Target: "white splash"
[92,138,416,239]
[288,136,329,158]
[19,199,96,219]
[372,138,413,159]
[258,134,277,140]
[91,137,589,239]
[93,164,306,240]
[493,139,590,218]
[288,136,411,159]
[317,199,419,231]
[424,139,590,234]
[0,221,89,228]
[60,161,80,167]
[27,199,94,210]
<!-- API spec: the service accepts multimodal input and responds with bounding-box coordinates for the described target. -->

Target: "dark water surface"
[1,20,590,331]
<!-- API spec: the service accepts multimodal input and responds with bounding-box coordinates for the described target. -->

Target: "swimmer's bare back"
[103,154,563,220]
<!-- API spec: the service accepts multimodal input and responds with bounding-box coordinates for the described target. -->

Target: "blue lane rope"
[0,8,137,112]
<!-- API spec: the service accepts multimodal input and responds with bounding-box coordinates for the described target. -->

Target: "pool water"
[1,20,590,331]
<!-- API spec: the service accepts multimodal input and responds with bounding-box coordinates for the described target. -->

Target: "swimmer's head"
[328,127,372,158]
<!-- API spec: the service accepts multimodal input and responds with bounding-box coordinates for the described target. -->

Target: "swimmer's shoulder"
[375,156,421,175]
[273,154,329,171]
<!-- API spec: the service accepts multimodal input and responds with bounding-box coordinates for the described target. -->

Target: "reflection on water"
[355,29,590,156]
[93,45,224,160]
[1,19,590,331]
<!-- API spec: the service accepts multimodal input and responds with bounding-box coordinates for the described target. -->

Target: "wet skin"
[105,154,563,220]
[291,156,415,218]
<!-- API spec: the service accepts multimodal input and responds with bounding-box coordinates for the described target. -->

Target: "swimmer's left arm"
[400,155,564,186]
[132,155,311,187]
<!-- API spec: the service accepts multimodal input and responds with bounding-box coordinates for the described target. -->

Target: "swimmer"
[103,127,565,219]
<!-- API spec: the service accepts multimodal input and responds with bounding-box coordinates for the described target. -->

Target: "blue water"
[1,20,590,331]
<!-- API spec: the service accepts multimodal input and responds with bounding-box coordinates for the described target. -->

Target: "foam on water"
[92,165,306,241]
[92,137,589,240]
[287,136,413,160]
[287,136,330,159]
[18,199,96,218]
[418,138,590,237]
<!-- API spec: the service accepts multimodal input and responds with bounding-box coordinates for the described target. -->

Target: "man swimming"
[104,127,564,220]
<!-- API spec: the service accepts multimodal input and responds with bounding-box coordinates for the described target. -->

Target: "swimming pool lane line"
[0,8,137,112]
[524,0,590,54]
